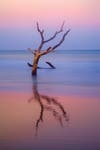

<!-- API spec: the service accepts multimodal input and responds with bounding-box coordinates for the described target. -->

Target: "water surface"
[0,50,100,150]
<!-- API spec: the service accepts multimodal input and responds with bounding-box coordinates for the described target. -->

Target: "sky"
[0,0,100,50]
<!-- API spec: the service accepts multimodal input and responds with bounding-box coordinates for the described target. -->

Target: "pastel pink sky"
[0,0,100,50]
[0,0,100,28]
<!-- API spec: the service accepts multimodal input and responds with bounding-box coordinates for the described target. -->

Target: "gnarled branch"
[36,21,69,52]
[43,21,65,43]
[38,29,70,56]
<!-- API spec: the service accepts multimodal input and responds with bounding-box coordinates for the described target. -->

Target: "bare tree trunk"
[32,55,40,75]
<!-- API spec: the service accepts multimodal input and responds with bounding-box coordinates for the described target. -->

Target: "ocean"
[0,49,100,97]
[0,50,100,150]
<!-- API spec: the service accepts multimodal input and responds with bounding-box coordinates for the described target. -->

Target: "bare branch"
[39,29,70,55]
[60,20,65,31]
[36,21,67,52]
[52,29,71,50]
[36,22,44,51]
[40,47,52,56]
[43,21,65,43]
[36,22,40,32]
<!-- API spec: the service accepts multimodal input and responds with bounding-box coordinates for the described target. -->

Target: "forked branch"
[39,29,70,56]
[36,21,70,52]
[52,29,70,50]
[43,21,65,43]
[28,21,71,75]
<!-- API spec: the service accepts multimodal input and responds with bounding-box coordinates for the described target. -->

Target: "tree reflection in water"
[28,77,69,136]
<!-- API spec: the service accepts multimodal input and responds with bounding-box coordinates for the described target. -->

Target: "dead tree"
[28,22,70,75]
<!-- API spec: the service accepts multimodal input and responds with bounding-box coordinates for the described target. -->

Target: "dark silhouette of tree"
[28,77,69,136]
[28,21,70,75]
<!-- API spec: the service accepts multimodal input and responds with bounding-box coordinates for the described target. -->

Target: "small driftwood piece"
[27,62,33,67]
[46,62,56,69]
[27,62,56,69]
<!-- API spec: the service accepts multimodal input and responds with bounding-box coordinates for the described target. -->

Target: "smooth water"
[0,50,100,97]
[0,50,100,150]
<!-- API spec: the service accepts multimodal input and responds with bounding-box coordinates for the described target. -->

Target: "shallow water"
[0,50,100,150]
[0,50,100,97]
